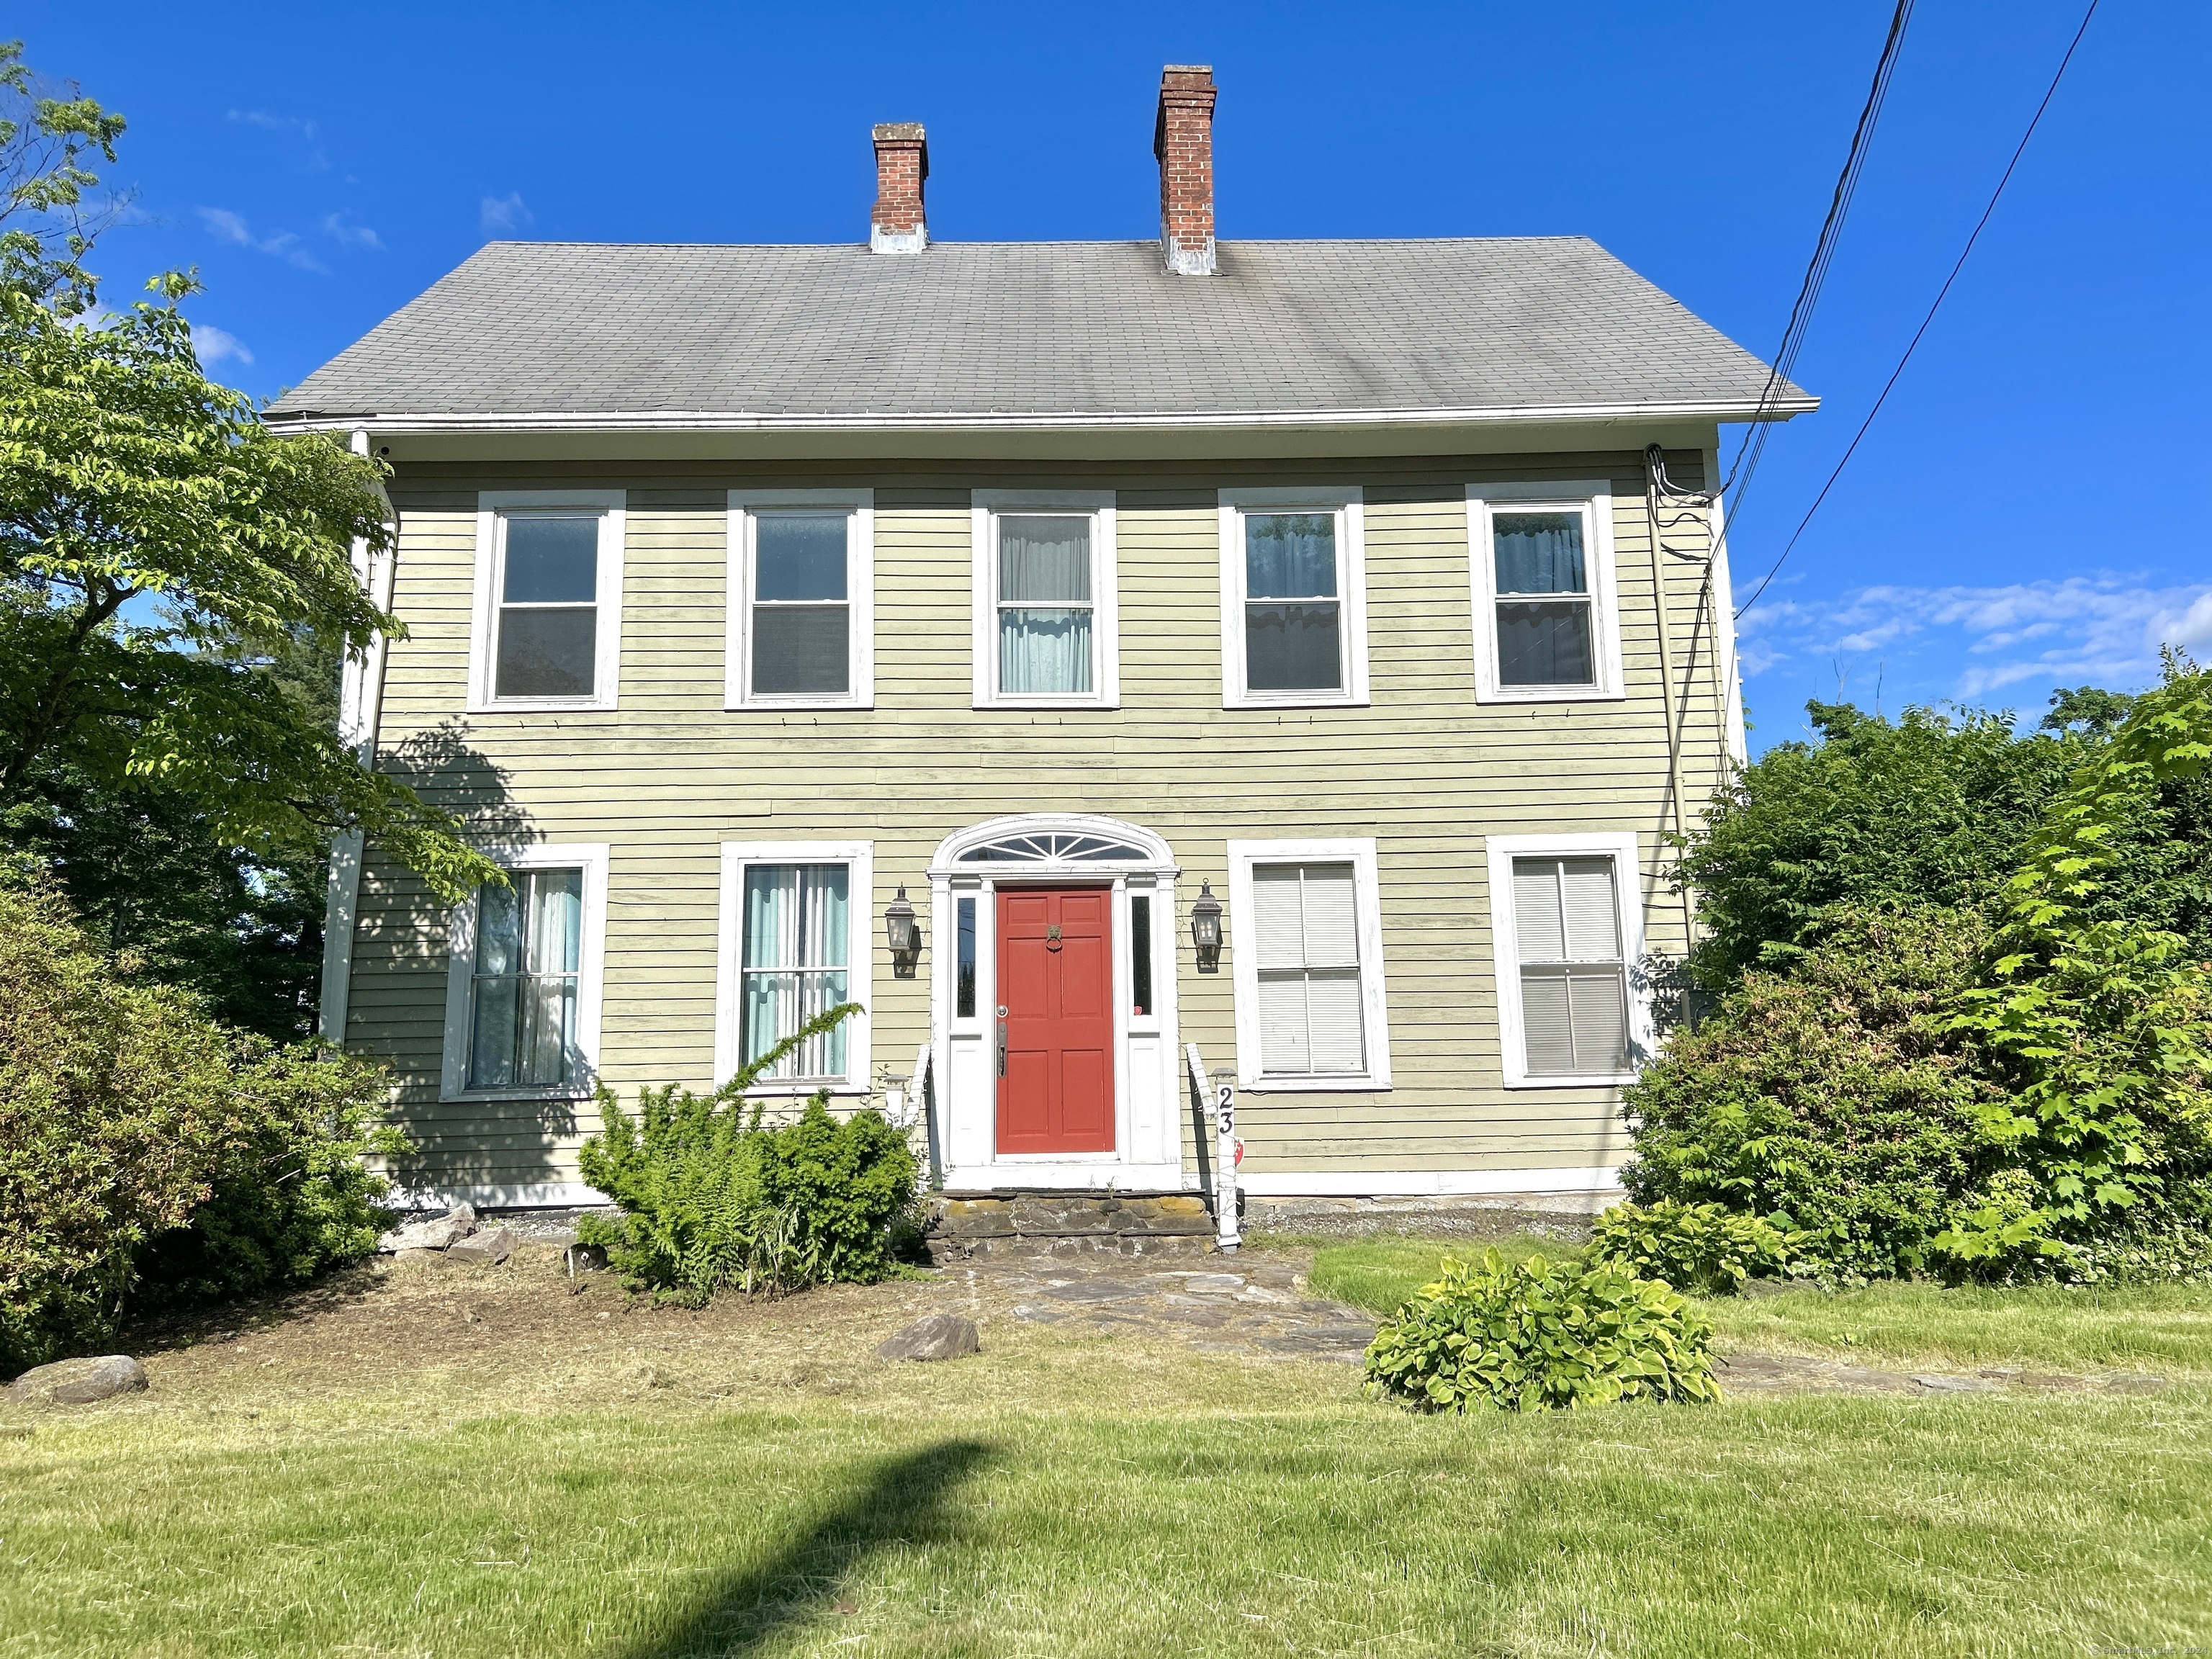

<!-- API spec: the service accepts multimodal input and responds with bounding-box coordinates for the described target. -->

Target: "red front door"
[996,887,1115,1154]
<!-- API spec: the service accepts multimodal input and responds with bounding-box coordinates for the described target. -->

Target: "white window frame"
[467,490,626,713]
[971,489,1119,709]
[1466,481,1625,703]
[713,840,875,1096]
[1218,487,1370,709]
[1485,831,1652,1088]
[439,842,611,1102]
[1226,837,1392,1092]
[725,488,874,711]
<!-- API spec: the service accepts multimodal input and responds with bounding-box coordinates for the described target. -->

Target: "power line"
[1736,0,2101,619]
[1723,0,1916,531]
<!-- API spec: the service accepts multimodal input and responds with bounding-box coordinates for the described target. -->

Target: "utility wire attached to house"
[1721,0,1916,532]
[1735,0,2102,620]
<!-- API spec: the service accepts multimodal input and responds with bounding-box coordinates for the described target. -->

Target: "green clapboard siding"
[344,449,1734,1195]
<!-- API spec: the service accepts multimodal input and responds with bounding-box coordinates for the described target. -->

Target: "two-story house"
[276,66,1811,1236]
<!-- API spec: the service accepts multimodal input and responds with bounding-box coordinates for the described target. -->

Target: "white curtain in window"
[469,867,583,1088]
[998,516,1092,694]
[1252,862,1364,1075]
[742,863,850,1079]
[1513,855,1628,1074]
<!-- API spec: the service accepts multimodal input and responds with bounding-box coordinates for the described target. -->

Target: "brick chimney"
[871,122,928,254]
[1154,65,1217,276]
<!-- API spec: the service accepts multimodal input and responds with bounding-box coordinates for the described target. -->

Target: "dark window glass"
[750,513,850,697]
[1497,602,1595,686]
[752,606,850,696]
[956,897,976,1019]
[1244,512,1341,692]
[1130,895,1152,1017]
[754,514,848,601]
[502,516,599,603]
[495,608,598,698]
[495,514,599,698]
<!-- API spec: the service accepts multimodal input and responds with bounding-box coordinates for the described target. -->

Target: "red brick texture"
[871,123,928,242]
[1153,65,1218,274]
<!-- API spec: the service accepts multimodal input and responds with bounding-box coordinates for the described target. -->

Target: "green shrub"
[1621,906,2019,1280]
[1591,1199,1795,1294]
[575,1004,919,1305]
[1362,1248,1721,1413]
[0,872,398,1373]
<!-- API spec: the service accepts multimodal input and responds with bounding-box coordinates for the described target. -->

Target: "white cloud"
[227,108,330,171]
[196,206,328,274]
[480,192,532,235]
[191,323,253,366]
[1738,572,2212,708]
[320,212,383,251]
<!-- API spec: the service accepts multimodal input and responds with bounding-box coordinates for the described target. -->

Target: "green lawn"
[1308,1236,2212,1375]
[4,1255,2211,1657]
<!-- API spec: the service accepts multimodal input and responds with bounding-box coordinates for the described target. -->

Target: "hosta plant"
[1363,1248,1722,1413]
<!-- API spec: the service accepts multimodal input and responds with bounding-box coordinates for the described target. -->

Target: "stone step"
[925,1193,1219,1262]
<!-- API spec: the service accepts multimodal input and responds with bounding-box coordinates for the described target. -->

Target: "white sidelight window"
[714,842,874,1093]
[971,490,1118,708]
[727,490,874,709]
[1467,482,1624,703]
[440,843,609,1101]
[1219,488,1368,708]
[1485,832,1649,1086]
[1227,839,1391,1090]
[469,491,626,711]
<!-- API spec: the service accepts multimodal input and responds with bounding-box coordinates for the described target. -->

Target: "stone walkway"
[937,1251,1382,1362]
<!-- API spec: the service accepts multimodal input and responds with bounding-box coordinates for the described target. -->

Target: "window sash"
[1510,855,1629,1076]
[494,513,601,700]
[740,862,851,1080]
[994,513,1096,697]
[747,511,853,700]
[1241,510,1344,694]
[467,867,583,1089]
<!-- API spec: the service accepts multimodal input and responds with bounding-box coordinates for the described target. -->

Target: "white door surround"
[927,814,1187,1192]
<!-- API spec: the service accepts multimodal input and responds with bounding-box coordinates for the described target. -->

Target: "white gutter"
[265,395,1816,437]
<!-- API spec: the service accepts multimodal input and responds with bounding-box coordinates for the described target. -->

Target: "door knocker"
[1045,923,1063,950]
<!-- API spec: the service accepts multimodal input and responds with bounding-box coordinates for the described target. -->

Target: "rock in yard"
[875,1313,981,1362]
[377,1203,479,1254]
[448,1227,513,1266]
[9,1355,148,1407]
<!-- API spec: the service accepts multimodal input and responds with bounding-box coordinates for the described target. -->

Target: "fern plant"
[575,1003,919,1304]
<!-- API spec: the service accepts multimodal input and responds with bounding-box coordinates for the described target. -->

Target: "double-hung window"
[727,490,873,708]
[1227,839,1391,1089]
[470,491,625,711]
[971,490,1117,707]
[440,844,609,1101]
[714,842,873,1093]
[1486,832,1647,1086]
[1219,489,1368,707]
[1467,483,1623,702]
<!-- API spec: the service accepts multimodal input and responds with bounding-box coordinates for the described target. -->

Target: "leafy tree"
[0,38,127,310]
[0,276,500,907]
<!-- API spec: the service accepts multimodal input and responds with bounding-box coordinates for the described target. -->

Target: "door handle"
[997,1020,1007,1077]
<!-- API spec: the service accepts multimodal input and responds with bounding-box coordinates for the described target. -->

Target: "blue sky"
[19,0,2208,747]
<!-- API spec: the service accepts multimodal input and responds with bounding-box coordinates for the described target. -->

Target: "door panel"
[996,886,1116,1154]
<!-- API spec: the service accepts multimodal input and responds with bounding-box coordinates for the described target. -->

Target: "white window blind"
[1251,861,1364,1075]
[1511,855,1629,1075]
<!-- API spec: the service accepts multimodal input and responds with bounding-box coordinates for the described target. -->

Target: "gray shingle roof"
[268,238,1810,426]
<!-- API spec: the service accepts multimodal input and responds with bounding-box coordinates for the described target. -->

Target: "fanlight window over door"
[958,831,1150,863]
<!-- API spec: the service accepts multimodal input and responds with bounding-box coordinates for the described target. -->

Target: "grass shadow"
[624,1437,992,1657]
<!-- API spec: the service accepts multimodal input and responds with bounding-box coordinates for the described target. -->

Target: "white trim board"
[726,487,875,711]
[439,842,612,1104]
[714,840,876,1094]
[467,489,627,714]
[1217,487,1369,709]
[1483,830,1654,1089]
[1466,480,1626,704]
[970,489,1120,709]
[1235,1167,1624,1198]
[1225,837,1392,1092]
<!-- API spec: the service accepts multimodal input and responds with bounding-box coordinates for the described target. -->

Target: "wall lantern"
[885,885,922,979]
[1190,880,1223,974]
